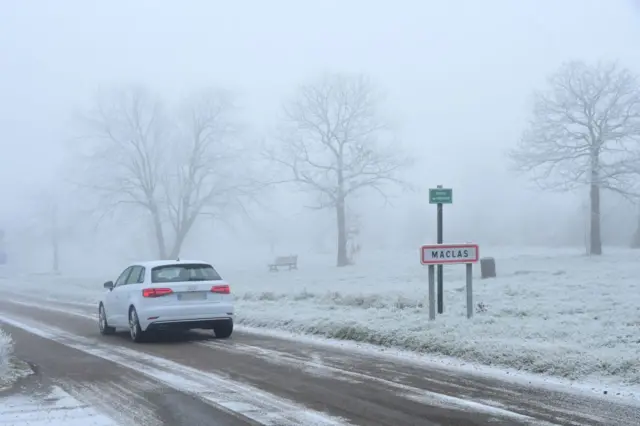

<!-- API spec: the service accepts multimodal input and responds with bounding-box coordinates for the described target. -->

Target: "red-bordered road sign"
[420,243,479,265]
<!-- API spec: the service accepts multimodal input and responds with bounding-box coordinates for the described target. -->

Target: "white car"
[98,259,234,342]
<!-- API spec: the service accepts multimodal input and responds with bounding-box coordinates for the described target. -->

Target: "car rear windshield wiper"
[187,277,210,281]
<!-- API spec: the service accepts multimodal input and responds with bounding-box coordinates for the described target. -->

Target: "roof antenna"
[176,256,180,262]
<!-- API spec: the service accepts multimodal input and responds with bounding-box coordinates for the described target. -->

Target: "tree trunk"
[169,230,187,260]
[52,234,59,273]
[335,198,349,267]
[631,205,640,248]
[168,215,198,260]
[150,205,167,259]
[588,148,602,256]
[51,204,60,273]
[589,183,602,255]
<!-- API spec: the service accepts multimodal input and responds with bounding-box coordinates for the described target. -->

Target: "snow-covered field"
[231,246,640,387]
[4,246,640,388]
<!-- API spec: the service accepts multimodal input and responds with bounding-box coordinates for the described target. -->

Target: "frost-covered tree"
[267,73,409,266]
[77,86,258,259]
[510,61,640,255]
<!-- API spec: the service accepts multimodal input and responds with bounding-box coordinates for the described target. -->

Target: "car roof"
[129,259,211,269]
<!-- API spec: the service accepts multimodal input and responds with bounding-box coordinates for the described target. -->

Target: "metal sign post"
[420,243,479,320]
[429,186,452,313]
[466,263,473,319]
[428,265,435,320]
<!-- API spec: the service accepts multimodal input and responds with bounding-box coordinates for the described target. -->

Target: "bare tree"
[267,73,409,266]
[162,89,255,259]
[509,61,640,255]
[77,86,255,259]
[78,87,169,257]
[20,189,77,274]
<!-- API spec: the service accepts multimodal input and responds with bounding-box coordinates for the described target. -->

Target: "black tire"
[213,319,233,338]
[128,306,145,343]
[98,303,115,335]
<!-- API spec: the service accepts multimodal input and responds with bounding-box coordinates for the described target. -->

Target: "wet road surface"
[0,295,638,425]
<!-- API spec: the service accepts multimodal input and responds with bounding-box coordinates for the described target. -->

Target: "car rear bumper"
[138,303,234,331]
[144,317,232,332]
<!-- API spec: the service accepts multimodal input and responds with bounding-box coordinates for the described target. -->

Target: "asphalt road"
[0,295,638,426]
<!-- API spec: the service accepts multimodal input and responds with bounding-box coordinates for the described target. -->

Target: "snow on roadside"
[0,385,118,425]
[3,246,640,389]
[0,326,13,381]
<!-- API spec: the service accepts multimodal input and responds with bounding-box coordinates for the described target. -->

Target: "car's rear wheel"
[129,307,145,343]
[213,319,233,338]
[98,304,115,335]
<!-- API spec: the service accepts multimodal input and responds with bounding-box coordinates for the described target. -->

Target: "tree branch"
[509,60,640,195]
[266,72,410,211]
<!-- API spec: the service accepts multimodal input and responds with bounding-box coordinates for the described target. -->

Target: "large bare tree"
[78,86,255,259]
[162,89,255,258]
[78,87,168,256]
[268,73,408,266]
[509,61,640,255]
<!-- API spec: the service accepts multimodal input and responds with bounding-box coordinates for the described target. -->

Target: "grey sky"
[1,0,639,263]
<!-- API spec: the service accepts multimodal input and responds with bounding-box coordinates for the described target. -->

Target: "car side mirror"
[103,281,114,290]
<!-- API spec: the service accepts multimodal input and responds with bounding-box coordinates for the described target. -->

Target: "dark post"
[480,257,496,279]
[436,185,444,314]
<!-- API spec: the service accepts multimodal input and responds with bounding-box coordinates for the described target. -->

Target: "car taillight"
[211,284,230,294]
[142,288,173,298]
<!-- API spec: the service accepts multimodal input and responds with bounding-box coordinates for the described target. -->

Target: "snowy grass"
[3,246,640,387]
[225,247,640,386]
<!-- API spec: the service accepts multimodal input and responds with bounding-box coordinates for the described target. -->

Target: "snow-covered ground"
[1,385,118,425]
[231,246,640,387]
[0,326,13,384]
[4,246,640,388]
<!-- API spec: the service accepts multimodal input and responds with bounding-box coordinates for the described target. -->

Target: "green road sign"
[429,188,452,204]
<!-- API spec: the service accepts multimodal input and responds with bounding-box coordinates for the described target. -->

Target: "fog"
[1,0,639,274]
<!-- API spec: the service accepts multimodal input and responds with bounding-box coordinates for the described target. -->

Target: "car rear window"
[151,263,222,283]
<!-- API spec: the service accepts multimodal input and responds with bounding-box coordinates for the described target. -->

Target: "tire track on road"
[45,296,640,425]
[0,322,253,426]
[3,296,639,425]
[0,311,351,426]
[0,298,531,425]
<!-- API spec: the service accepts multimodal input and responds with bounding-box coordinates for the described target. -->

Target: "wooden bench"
[268,255,298,272]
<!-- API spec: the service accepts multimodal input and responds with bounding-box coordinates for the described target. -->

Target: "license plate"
[178,292,207,301]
